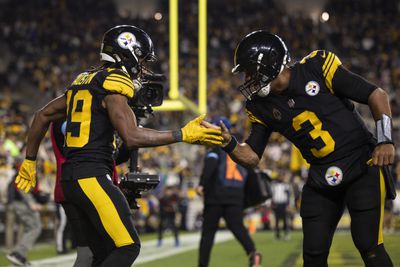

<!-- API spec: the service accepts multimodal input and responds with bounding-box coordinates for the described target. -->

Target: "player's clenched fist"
[181,114,223,146]
[15,159,37,193]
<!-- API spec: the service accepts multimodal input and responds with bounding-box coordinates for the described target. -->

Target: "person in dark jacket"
[197,117,261,267]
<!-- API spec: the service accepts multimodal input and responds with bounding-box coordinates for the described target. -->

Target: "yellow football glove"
[181,114,223,146]
[15,159,37,193]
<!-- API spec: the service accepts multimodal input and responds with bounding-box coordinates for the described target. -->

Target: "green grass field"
[136,231,400,267]
[1,231,399,266]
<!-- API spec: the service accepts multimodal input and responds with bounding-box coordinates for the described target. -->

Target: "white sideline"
[3,231,234,267]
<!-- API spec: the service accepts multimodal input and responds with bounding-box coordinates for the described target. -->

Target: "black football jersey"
[245,50,377,188]
[63,68,134,178]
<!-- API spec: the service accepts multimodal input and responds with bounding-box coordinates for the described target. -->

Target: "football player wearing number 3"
[216,31,395,267]
[14,25,223,267]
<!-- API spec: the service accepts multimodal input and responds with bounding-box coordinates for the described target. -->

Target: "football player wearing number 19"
[14,25,223,267]
[217,31,394,267]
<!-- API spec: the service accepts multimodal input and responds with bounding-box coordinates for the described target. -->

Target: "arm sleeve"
[307,50,377,102]
[199,150,219,186]
[245,123,271,159]
[332,66,377,104]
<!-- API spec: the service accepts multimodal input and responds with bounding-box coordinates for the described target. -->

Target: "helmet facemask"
[238,71,272,100]
[234,52,277,100]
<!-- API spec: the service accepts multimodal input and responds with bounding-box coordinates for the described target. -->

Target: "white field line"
[3,231,234,267]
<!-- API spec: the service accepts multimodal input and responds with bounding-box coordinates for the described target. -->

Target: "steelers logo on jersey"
[118,32,137,49]
[325,166,343,186]
[305,81,320,96]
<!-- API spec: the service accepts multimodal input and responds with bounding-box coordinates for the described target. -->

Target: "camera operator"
[14,25,223,267]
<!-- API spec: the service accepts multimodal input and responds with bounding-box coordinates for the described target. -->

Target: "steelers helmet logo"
[325,166,343,186]
[305,81,320,96]
[117,32,137,49]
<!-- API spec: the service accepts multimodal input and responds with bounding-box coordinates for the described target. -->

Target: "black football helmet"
[100,25,157,79]
[232,31,290,100]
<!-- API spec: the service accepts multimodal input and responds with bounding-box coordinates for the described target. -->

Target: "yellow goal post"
[154,0,207,114]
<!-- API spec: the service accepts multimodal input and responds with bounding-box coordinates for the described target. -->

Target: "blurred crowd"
[0,0,400,249]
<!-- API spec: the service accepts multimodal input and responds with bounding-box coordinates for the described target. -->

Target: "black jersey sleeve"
[331,66,377,104]
[244,110,272,158]
[101,68,135,98]
[300,50,377,103]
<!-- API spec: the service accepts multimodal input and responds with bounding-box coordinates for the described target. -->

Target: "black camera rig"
[119,153,160,209]
[120,76,165,209]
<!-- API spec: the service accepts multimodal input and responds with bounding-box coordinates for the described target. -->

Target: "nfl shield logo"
[325,166,343,186]
[305,81,320,96]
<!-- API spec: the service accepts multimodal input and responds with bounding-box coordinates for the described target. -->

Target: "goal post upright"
[198,0,207,114]
[154,0,208,114]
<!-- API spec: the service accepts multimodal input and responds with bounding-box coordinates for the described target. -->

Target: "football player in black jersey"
[14,25,223,267]
[216,31,394,267]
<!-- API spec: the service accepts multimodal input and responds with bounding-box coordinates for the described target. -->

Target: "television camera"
[119,74,165,209]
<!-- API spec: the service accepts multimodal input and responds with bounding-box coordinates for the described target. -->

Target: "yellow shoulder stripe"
[107,67,130,77]
[109,74,133,85]
[246,110,267,127]
[299,50,319,64]
[322,52,342,94]
[103,74,134,98]
[322,52,333,72]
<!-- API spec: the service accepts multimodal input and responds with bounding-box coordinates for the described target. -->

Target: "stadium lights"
[321,12,330,22]
[154,12,163,21]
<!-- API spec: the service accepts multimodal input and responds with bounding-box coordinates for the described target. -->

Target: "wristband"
[172,130,183,142]
[376,114,394,145]
[26,155,37,161]
[376,141,394,146]
[222,136,238,153]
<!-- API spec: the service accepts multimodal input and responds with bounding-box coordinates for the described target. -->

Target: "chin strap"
[257,83,271,97]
